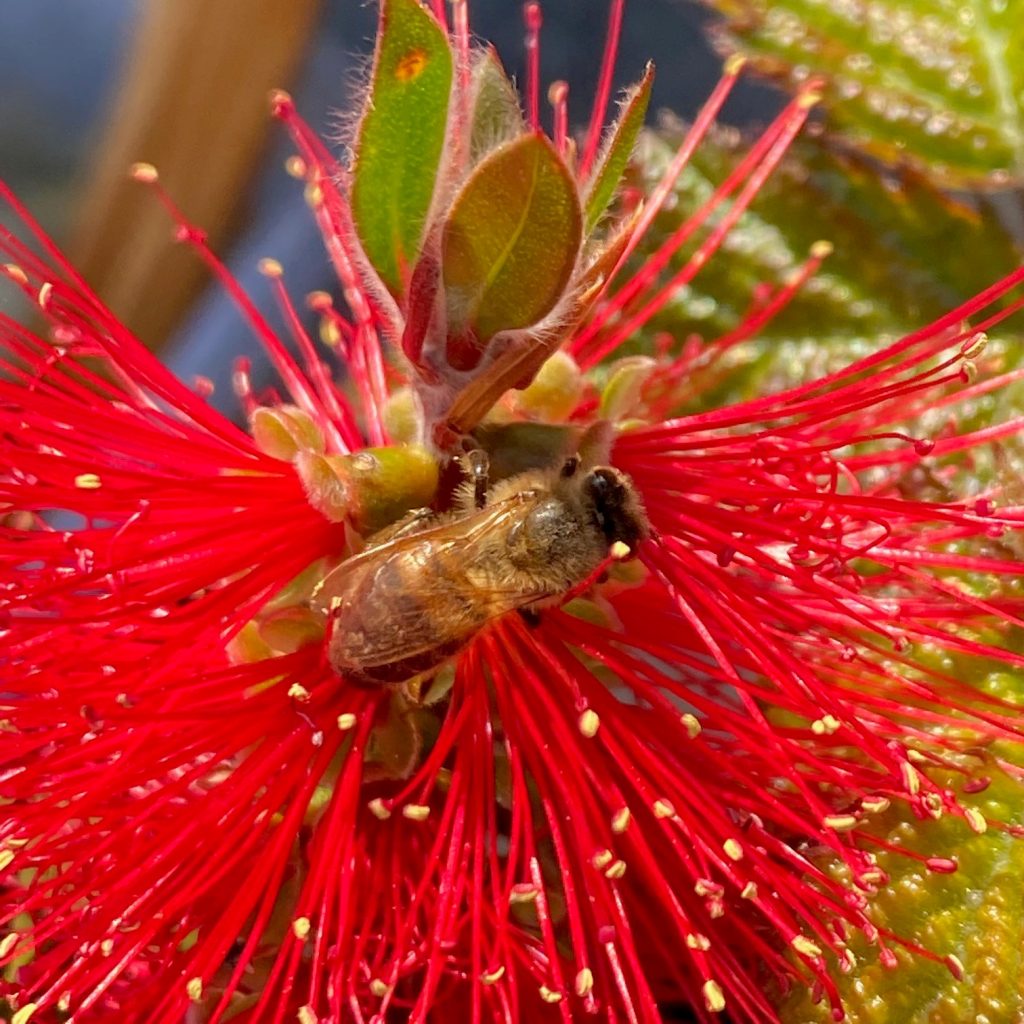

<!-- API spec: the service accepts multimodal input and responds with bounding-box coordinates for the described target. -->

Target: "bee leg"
[518,607,542,628]
[464,448,490,508]
[370,507,437,543]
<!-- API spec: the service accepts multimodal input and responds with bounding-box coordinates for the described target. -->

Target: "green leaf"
[351,0,453,297]
[702,0,1024,187]
[442,134,582,340]
[469,49,524,165]
[583,63,654,233]
[622,124,1021,407]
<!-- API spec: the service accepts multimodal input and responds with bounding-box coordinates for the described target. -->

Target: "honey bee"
[312,453,649,686]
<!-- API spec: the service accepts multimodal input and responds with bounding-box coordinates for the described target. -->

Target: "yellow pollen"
[577,709,600,738]
[792,936,823,958]
[292,917,311,941]
[604,859,627,879]
[187,977,203,1001]
[703,979,726,1013]
[823,815,859,832]
[480,965,505,985]
[320,319,342,347]
[724,53,747,75]
[305,183,324,209]
[608,540,631,560]
[862,796,890,814]
[965,808,987,834]
[285,156,307,179]
[539,985,562,1004]
[12,1004,38,1024]
[740,882,758,900]
[368,798,391,820]
[0,851,15,872]
[810,240,834,259]
[575,967,594,997]
[0,933,19,957]
[611,807,631,834]
[653,799,675,819]
[811,714,841,736]
[686,933,711,951]
[74,473,102,490]
[3,264,28,286]
[680,713,701,739]
[258,258,284,279]
[129,162,159,183]
[336,713,357,731]
[723,839,743,861]
[287,683,311,703]
[37,282,53,308]
[402,804,431,822]
[57,993,72,1013]
[100,938,114,956]
[369,979,389,998]
[591,849,613,870]
[298,1006,318,1024]
[902,762,921,795]
[509,884,539,904]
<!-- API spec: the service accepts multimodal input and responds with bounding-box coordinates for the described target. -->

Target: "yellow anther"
[402,804,431,822]
[724,53,747,75]
[336,713,357,731]
[861,796,890,814]
[823,815,859,832]
[287,683,311,702]
[368,798,391,820]
[258,258,284,279]
[609,541,631,560]
[285,156,307,179]
[811,714,841,735]
[298,1006,318,1024]
[3,264,28,286]
[810,240,834,259]
[292,917,311,940]
[792,936,823,958]
[130,162,159,183]
[723,839,743,862]
[539,985,562,1004]
[575,967,594,997]
[965,808,987,834]
[703,979,726,1013]
[591,849,613,870]
[74,473,102,490]
[100,938,114,956]
[577,709,600,738]
[604,859,627,879]
[611,807,631,834]
[680,713,701,739]
[480,965,505,985]
[686,933,711,951]
[369,979,389,998]
[653,799,675,819]
[187,977,203,1001]
[37,282,53,308]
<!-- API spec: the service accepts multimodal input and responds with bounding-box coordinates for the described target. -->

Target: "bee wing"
[310,497,532,618]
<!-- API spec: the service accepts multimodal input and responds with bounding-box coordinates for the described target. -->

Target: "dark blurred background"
[0,0,779,404]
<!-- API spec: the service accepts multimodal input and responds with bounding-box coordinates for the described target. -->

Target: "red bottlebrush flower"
[3,3,1024,1023]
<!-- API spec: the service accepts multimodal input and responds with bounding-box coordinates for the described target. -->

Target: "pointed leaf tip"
[583,63,654,233]
[351,0,454,298]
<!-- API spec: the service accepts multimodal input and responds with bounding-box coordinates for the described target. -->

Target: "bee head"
[581,466,650,552]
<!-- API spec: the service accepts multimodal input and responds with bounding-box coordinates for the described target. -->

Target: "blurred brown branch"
[71,0,322,351]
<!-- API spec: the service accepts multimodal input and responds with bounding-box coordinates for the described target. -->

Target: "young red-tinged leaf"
[469,49,524,165]
[351,0,453,297]
[583,63,654,232]
[442,134,582,341]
